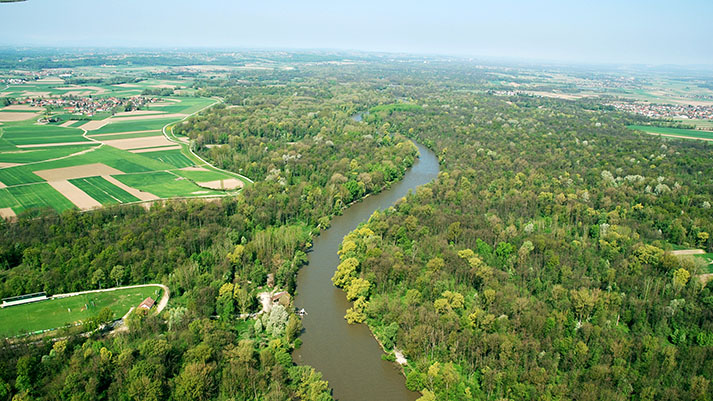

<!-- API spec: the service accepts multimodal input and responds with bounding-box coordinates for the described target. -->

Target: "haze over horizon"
[0,0,711,66]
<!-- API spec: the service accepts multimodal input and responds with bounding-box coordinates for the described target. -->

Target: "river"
[293,140,440,401]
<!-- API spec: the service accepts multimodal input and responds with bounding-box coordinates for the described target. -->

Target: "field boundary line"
[161,97,254,185]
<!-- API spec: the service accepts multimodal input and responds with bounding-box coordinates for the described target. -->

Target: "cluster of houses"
[14,95,158,116]
[0,78,27,85]
[608,102,713,120]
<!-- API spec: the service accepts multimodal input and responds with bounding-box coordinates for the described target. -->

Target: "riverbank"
[293,141,439,401]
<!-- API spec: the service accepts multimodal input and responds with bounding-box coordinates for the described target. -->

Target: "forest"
[335,79,713,400]
[0,59,712,401]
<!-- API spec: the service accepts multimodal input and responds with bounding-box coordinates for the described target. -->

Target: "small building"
[138,297,155,311]
[271,291,290,307]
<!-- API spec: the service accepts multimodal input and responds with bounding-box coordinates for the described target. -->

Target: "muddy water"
[293,142,439,401]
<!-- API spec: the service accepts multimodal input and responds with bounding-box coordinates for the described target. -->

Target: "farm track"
[644,132,713,142]
[161,97,254,185]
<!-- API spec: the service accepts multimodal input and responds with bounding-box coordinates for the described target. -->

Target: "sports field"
[0,286,161,338]
[0,79,250,216]
[629,125,713,141]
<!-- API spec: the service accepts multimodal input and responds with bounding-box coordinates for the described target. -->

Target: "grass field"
[139,149,195,168]
[115,171,220,197]
[2,125,90,146]
[0,286,161,337]
[87,131,162,141]
[3,184,77,211]
[70,176,141,205]
[175,168,236,182]
[629,125,713,140]
[88,118,179,135]
[700,253,713,274]
[0,145,97,163]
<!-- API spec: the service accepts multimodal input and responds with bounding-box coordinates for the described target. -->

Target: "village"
[607,101,713,120]
[11,95,160,116]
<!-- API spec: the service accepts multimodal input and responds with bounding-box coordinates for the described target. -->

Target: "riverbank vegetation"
[339,86,713,400]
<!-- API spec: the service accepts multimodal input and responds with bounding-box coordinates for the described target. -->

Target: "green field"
[2,184,76,211]
[139,149,195,168]
[87,131,163,141]
[700,253,713,274]
[69,176,141,205]
[88,118,178,135]
[0,286,161,337]
[148,97,214,114]
[114,171,221,198]
[0,144,97,163]
[175,168,236,182]
[2,124,90,146]
[629,125,713,140]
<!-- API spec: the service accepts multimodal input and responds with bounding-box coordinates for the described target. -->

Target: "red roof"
[138,297,155,310]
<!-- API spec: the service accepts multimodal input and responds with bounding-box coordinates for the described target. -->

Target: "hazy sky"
[0,0,711,65]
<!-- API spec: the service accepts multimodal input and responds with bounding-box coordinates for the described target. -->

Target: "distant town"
[607,102,713,121]
[14,95,159,116]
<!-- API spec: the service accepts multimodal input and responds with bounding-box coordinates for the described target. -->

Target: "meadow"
[0,286,161,338]
[629,125,713,140]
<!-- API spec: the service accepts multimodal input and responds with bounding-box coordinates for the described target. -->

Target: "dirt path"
[645,132,713,142]
[670,249,705,255]
[699,274,713,285]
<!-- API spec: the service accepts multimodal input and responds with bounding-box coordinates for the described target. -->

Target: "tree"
[110,265,125,287]
[673,268,690,291]
[345,277,370,301]
[91,268,105,289]
[173,362,216,401]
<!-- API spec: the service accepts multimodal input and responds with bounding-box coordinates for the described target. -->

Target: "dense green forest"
[335,87,713,400]
[1,58,712,401]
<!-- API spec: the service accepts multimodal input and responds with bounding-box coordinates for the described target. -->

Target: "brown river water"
[293,141,440,401]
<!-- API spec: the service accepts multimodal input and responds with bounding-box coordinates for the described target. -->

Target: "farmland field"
[69,176,141,205]
[139,149,195,168]
[628,125,713,140]
[0,80,249,215]
[88,117,181,135]
[0,286,161,338]
[114,171,219,197]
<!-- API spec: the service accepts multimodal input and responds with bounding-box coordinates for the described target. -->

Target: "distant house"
[138,297,155,311]
[271,291,290,307]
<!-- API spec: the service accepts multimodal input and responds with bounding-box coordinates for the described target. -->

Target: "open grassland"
[628,125,713,141]
[69,176,141,205]
[2,124,91,146]
[0,286,160,338]
[700,253,713,274]
[139,149,195,168]
[87,117,180,135]
[0,184,76,212]
[114,171,223,198]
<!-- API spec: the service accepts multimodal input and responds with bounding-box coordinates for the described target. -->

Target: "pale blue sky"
[0,0,711,65]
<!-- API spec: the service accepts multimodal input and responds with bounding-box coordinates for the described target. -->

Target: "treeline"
[337,89,713,400]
